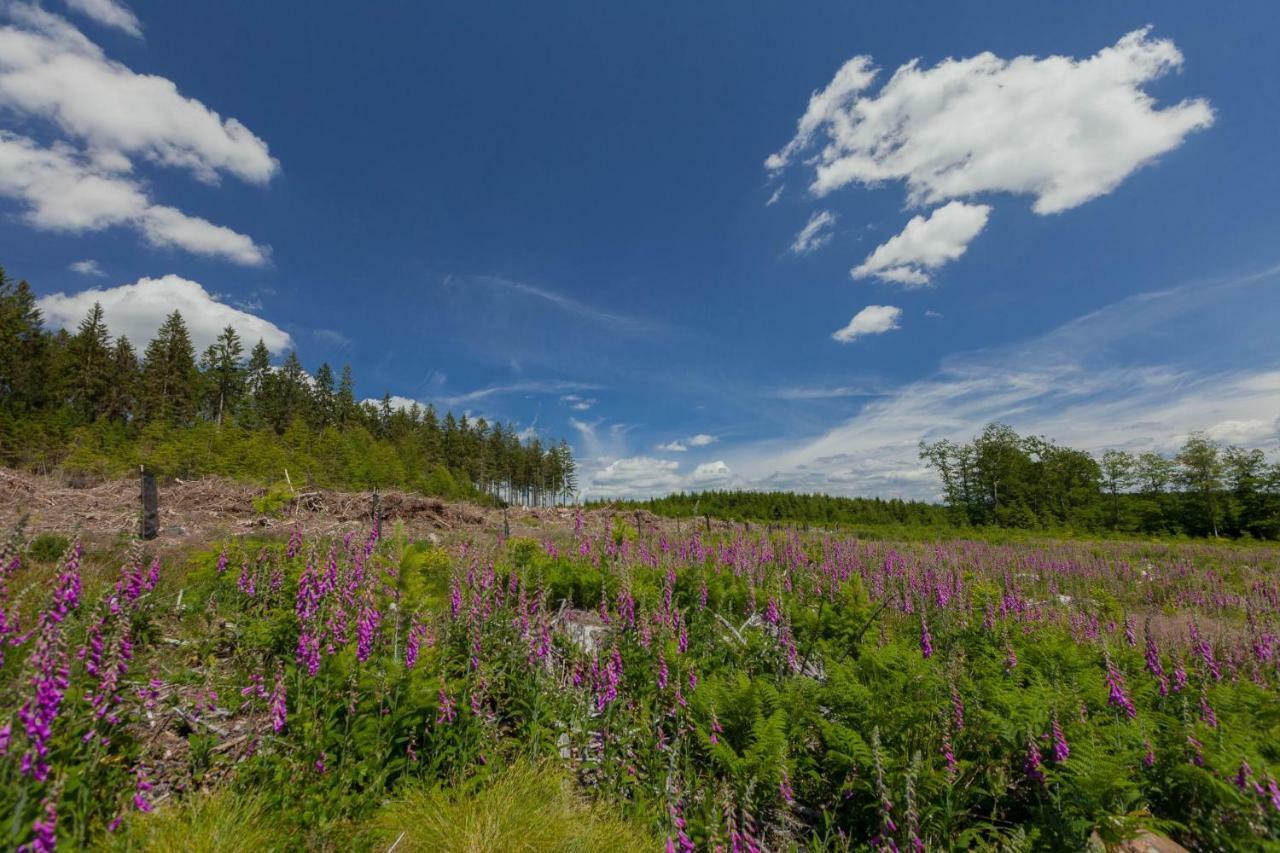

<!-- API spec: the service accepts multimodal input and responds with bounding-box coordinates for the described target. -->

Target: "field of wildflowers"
[2,515,1279,851]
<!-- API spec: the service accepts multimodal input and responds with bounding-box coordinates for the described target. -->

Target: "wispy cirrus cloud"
[790,210,836,255]
[438,379,604,407]
[449,275,661,337]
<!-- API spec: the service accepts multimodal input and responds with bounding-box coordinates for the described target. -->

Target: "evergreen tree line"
[920,423,1280,539]
[0,266,577,505]
[603,490,951,529]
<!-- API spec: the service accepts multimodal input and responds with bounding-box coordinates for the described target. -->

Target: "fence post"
[139,466,158,540]
[371,488,381,539]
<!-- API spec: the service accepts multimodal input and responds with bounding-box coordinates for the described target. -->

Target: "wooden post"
[371,488,381,538]
[139,466,158,540]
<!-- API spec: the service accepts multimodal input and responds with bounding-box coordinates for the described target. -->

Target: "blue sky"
[3,0,1279,498]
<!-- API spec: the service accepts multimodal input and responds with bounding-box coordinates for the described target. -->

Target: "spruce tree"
[140,310,198,423]
[336,364,356,426]
[202,325,246,425]
[67,302,113,420]
[0,269,49,408]
[313,362,336,428]
[104,336,139,422]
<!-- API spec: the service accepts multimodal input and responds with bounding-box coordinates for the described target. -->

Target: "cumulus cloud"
[0,133,269,264]
[582,456,736,498]
[62,0,141,37]
[768,29,1212,214]
[0,5,277,184]
[588,456,683,497]
[68,258,104,276]
[851,202,990,285]
[36,274,293,353]
[657,433,718,452]
[690,460,733,485]
[832,305,902,343]
[790,210,836,255]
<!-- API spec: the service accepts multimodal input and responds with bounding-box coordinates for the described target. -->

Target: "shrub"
[26,532,70,563]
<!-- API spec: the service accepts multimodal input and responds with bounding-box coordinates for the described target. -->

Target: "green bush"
[26,533,70,563]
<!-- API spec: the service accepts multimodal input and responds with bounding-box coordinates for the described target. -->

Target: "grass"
[368,761,658,853]
[107,789,288,852]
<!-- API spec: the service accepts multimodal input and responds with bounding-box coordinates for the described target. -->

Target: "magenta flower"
[436,683,457,724]
[1023,735,1045,783]
[1051,715,1069,763]
[27,793,57,853]
[270,667,287,733]
[1104,654,1136,720]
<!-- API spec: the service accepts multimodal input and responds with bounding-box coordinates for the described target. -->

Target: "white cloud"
[690,460,733,485]
[0,130,269,265]
[62,0,141,38]
[560,394,595,411]
[657,433,718,452]
[766,56,878,173]
[0,5,277,184]
[765,184,784,206]
[790,210,836,255]
[68,258,104,276]
[580,454,737,498]
[369,395,423,413]
[832,305,902,343]
[139,205,269,266]
[587,456,683,498]
[314,328,352,346]
[768,29,1212,214]
[852,202,990,284]
[36,274,292,353]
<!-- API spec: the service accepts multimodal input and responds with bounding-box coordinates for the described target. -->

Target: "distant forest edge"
[603,423,1280,541]
[0,266,578,505]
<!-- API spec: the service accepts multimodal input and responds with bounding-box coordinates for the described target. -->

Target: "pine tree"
[103,336,139,422]
[270,351,311,432]
[336,364,356,427]
[201,325,246,426]
[140,310,199,423]
[313,362,336,429]
[0,268,49,408]
[66,302,113,420]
